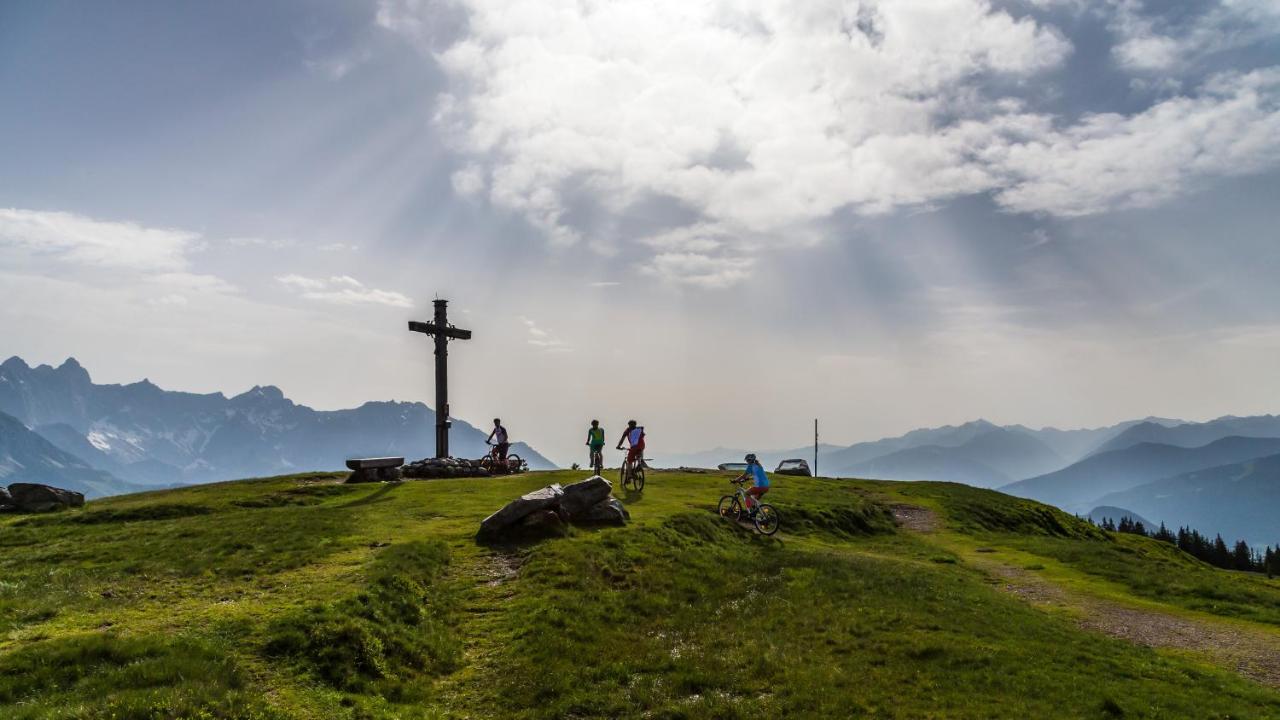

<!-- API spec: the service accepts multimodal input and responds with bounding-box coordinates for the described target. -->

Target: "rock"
[7,483,85,513]
[577,497,630,526]
[477,484,564,540]
[516,508,567,537]
[403,456,491,480]
[560,476,613,518]
[0,485,12,511]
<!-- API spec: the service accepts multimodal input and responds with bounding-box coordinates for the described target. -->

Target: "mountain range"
[1095,452,1280,547]
[1000,436,1280,512]
[666,417,1180,484]
[0,357,555,497]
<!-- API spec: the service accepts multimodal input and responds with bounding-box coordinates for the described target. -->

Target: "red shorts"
[627,443,644,464]
[746,486,767,506]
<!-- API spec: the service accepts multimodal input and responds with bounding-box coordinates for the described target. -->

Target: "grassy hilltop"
[2,470,1280,719]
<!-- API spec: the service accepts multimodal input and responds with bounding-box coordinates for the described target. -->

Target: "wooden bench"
[345,457,404,483]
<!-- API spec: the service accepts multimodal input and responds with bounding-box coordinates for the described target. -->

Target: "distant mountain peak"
[56,357,91,383]
[230,384,291,406]
[1,355,30,372]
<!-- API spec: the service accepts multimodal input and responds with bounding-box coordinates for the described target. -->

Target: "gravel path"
[983,561,1280,688]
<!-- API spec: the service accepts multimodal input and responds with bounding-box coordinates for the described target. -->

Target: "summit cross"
[408,299,472,458]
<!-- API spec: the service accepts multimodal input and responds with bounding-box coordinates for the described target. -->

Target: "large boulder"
[8,483,85,513]
[577,497,630,526]
[515,508,568,538]
[560,476,613,518]
[477,484,564,540]
[0,485,12,511]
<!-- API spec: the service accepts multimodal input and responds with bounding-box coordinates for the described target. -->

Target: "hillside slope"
[0,411,137,497]
[1001,435,1280,511]
[1097,453,1280,546]
[2,470,1278,718]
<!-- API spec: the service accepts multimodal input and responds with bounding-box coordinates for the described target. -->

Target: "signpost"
[408,299,472,458]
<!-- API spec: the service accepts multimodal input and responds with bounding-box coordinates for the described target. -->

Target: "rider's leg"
[746,486,766,512]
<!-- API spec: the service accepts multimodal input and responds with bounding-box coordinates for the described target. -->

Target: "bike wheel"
[753,504,780,536]
[717,495,741,522]
[632,464,645,491]
[478,456,492,472]
[506,454,523,473]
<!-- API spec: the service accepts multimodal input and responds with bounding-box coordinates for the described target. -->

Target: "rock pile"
[402,457,493,480]
[1,483,85,513]
[477,475,629,541]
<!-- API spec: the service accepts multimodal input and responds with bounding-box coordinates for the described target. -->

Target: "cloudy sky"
[2,0,1279,466]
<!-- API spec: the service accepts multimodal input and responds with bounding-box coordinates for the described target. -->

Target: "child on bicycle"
[736,453,769,514]
[616,420,645,467]
[585,420,606,470]
[487,418,510,462]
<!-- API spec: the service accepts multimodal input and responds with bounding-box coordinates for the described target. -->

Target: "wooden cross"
[408,299,473,458]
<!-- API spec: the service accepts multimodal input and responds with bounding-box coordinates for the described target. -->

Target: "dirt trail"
[889,504,940,533]
[982,561,1280,688]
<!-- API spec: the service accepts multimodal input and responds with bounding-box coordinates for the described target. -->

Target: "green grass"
[1003,532,1280,627]
[1,470,1278,718]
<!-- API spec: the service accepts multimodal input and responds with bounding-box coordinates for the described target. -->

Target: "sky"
[2,0,1279,467]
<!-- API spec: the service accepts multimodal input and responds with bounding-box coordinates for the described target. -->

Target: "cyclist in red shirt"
[615,420,645,467]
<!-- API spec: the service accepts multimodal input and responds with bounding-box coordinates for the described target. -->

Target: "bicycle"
[589,446,604,477]
[479,442,524,474]
[717,478,780,535]
[619,448,645,491]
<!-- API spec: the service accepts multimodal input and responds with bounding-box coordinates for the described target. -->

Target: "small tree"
[1213,535,1232,569]
[1232,540,1254,572]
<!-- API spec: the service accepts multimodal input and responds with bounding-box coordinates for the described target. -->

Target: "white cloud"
[276,274,327,291]
[451,163,486,197]
[1111,0,1280,72]
[318,242,359,252]
[518,315,572,352]
[227,236,296,249]
[378,0,1280,286]
[0,208,198,272]
[404,0,1071,280]
[641,252,755,288]
[992,69,1280,215]
[148,294,189,307]
[275,274,413,308]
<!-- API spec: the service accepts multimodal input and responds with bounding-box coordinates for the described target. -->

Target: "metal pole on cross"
[408,299,473,458]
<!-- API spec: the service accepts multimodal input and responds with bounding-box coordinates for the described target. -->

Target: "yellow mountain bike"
[718,478,779,535]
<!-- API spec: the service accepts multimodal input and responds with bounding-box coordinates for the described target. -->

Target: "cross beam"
[408,299,473,458]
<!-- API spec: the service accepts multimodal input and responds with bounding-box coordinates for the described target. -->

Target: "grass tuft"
[264,540,460,695]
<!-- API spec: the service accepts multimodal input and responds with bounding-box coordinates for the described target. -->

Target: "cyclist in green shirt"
[585,420,606,473]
